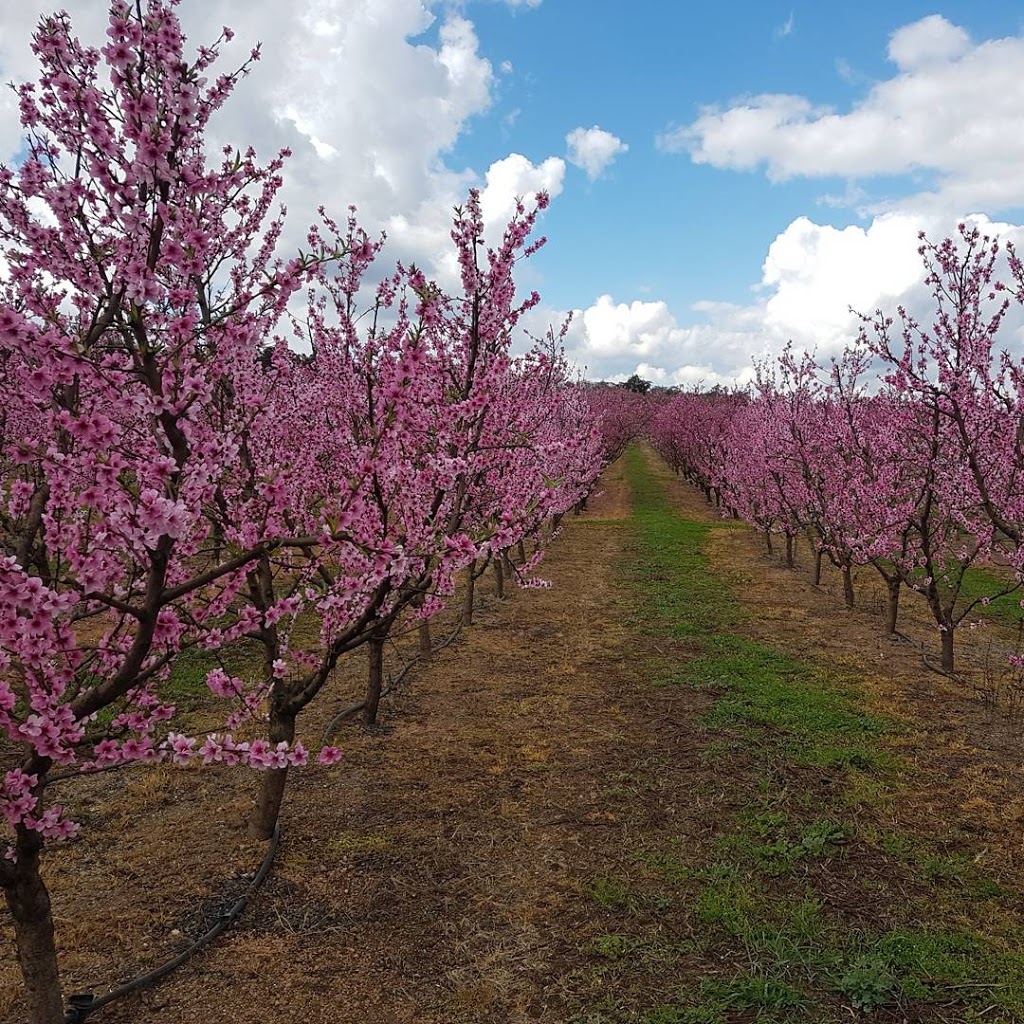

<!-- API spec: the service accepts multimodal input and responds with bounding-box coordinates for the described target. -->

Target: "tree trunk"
[551,513,563,535]
[418,619,432,662]
[249,706,297,839]
[5,835,65,1024]
[517,540,526,564]
[764,529,773,555]
[462,560,476,626]
[362,628,387,727]
[884,577,901,636]
[785,533,794,568]
[941,625,955,673]
[812,548,823,586]
[842,565,855,609]
[494,553,505,599]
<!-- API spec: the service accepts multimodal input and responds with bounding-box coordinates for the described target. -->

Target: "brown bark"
[517,539,526,563]
[784,533,794,568]
[941,625,955,673]
[418,619,432,662]
[884,577,901,636]
[842,565,855,609]
[5,833,65,1024]
[462,560,476,626]
[494,553,505,599]
[362,628,387,727]
[812,548,823,586]
[764,529,773,555]
[249,706,296,839]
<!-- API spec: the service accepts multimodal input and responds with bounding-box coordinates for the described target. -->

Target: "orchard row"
[0,5,608,1021]
[649,226,1024,676]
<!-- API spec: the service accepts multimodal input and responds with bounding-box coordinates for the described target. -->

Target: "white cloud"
[479,153,566,226]
[775,11,794,39]
[888,14,970,70]
[566,126,628,181]
[759,213,926,347]
[661,15,1024,216]
[545,293,766,387]
[540,210,1024,388]
[0,1,560,288]
[395,152,564,293]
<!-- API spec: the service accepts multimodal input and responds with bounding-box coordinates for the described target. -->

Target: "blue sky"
[4,1,1024,384]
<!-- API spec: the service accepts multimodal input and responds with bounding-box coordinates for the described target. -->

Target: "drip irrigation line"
[64,823,281,1023]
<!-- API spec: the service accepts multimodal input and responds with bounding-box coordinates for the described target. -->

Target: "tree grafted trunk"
[884,577,901,636]
[363,628,387,727]
[250,707,296,839]
[5,836,64,1024]
[842,565,855,609]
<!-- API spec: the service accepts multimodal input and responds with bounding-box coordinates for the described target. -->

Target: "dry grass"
[4,453,1024,1022]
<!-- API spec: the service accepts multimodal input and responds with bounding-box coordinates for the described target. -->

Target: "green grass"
[624,446,895,773]
[955,565,1022,626]
[582,446,1024,1024]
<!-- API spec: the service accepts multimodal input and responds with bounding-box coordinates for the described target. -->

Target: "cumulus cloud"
[420,152,565,292]
[0,1,558,287]
[759,213,926,346]
[566,126,628,181]
[544,294,765,388]
[660,15,1024,216]
[888,14,970,69]
[542,209,1024,388]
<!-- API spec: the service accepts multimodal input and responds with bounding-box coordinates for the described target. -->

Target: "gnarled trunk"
[5,832,65,1024]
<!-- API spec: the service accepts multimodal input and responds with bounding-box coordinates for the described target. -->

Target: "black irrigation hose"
[63,823,281,1023]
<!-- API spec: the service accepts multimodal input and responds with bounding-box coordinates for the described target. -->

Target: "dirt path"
[2,454,713,1023]
[5,447,1024,1023]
